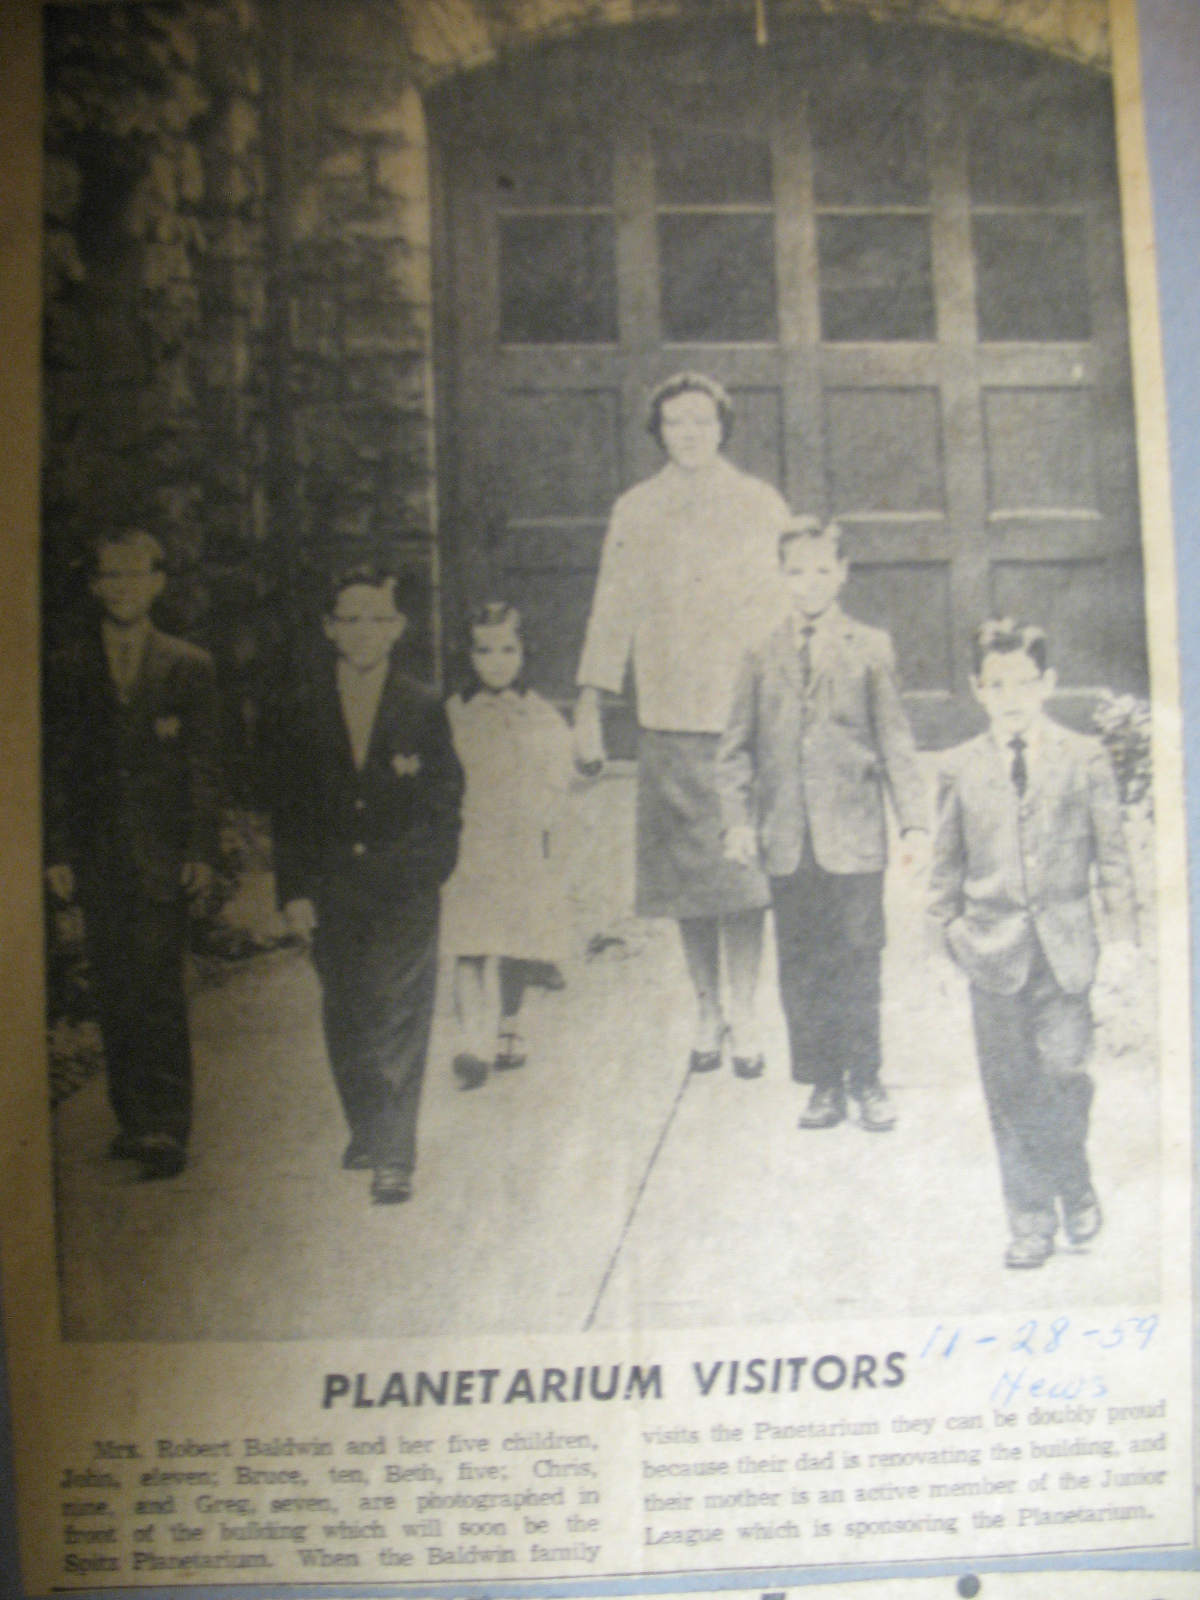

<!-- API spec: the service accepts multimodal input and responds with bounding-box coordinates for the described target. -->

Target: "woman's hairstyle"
[470,599,522,635]
[645,371,735,449]
[971,617,1048,677]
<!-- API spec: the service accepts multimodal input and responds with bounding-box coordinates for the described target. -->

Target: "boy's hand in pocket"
[924,918,960,999]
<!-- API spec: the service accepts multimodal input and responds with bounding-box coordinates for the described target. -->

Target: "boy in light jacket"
[928,619,1138,1268]
[717,517,928,1129]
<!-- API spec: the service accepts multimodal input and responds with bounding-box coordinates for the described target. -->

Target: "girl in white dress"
[440,603,573,1088]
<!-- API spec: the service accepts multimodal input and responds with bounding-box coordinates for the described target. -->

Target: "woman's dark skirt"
[635,729,769,920]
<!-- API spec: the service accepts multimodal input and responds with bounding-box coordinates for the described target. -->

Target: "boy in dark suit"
[44,530,221,1180]
[928,619,1138,1268]
[272,564,464,1205]
[717,517,928,1130]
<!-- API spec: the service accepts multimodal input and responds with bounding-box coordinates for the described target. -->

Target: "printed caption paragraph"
[52,1318,1191,1584]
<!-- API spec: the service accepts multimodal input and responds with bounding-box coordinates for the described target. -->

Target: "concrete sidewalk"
[54,772,1161,1342]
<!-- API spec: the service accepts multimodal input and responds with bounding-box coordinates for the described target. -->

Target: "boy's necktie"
[111,638,138,703]
[797,623,815,694]
[1009,735,1028,797]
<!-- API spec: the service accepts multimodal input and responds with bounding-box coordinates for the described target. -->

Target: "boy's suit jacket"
[928,719,1137,996]
[271,646,464,914]
[716,607,927,876]
[45,625,221,902]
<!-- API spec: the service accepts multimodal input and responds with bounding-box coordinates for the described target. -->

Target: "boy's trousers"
[312,877,440,1174]
[770,835,884,1091]
[82,883,193,1148]
[968,940,1094,1229]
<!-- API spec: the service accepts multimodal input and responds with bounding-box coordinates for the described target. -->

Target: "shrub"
[1092,691,1153,811]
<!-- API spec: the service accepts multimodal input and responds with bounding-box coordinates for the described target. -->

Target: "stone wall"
[43,0,270,791]
[279,0,439,670]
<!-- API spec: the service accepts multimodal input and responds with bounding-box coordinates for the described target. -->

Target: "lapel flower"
[154,714,182,740]
[391,752,422,778]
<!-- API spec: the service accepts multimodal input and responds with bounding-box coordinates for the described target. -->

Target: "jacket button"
[355,799,365,811]
[352,842,367,856]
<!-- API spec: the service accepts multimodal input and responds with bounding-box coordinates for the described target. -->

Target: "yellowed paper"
[0,0,1193,1592]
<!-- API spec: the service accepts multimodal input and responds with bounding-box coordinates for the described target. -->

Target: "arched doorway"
[427,18,1145,748]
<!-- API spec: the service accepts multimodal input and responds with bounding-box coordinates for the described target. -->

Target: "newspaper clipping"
[0,0,1193,1592]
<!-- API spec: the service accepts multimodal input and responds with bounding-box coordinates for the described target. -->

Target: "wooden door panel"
[724,386,786,492]
[985,515,1114,563]
[982,386,1098,512]
[501,389,623,520]
[839,517,953,564]
[431,25,1146,729]
[505,523,606,576]
[498,350,626,389]
[843,561,955,693]
[978,346,1096,386]
[989,556,1147,691]
[819,346,942,388]
[824,386,945,516]
[506,571,610,700]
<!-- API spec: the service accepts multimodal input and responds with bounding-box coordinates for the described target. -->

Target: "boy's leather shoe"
[138,1135,186,1181]
[733,1054,765,1080]
[371,1167,412,1205]
[342,1134,371,1171]
[529,962,566,991]
[495,1029,527,1070]
[453,1053,489,1090]
[1004,1234,1053,1268]
[1063,1192,1103,1246]
[798,1085,846,1128]
[690,1023,727,1074]
[854,1082,896,1131]
[1004,1213,1056,1268]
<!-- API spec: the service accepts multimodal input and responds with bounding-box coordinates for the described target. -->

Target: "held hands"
[724,824,759,868]
[924,917,960,999]
[283,897,318,939]
[573,688,605,778]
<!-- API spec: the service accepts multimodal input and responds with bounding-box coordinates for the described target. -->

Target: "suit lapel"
[1027,720,1073,825]
[132,627,171,710]
[364,657,407,770]
[968,735,1014,830]
[314,650,358,777]
[807,607,853,694]
[772,622,800,698]
[977,734,1008,791]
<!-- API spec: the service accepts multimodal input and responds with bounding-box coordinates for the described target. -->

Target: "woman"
[574,373,791,1076]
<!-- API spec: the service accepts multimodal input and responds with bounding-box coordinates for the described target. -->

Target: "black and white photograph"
[36,0,1169,1349]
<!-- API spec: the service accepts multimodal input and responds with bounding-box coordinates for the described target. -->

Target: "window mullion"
[612,80,662,491]
[926,52,992,701]
[772,67,825,516]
